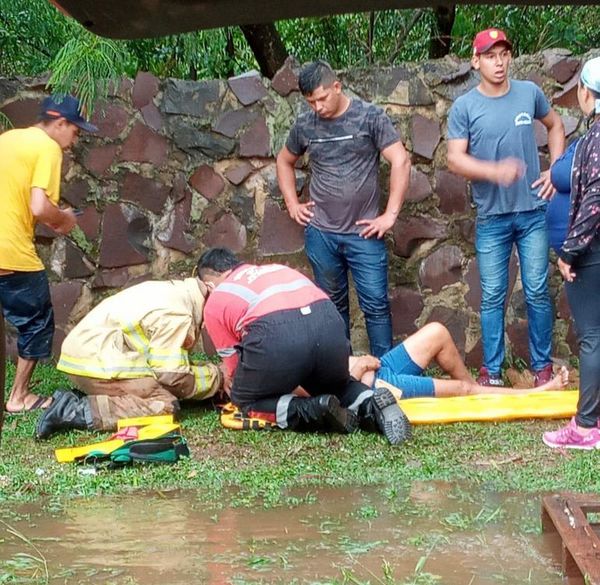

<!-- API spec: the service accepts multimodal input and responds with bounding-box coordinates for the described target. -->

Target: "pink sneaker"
[543,418,600,450]
[476,367,503,387]
[534,364,553,387]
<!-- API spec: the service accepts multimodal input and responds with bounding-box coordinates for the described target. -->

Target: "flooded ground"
[0,481,565,584]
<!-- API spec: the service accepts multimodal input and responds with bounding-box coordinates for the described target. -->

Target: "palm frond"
[46,33,128,117]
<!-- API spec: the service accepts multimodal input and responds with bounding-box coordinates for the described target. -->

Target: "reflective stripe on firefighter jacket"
[57,278,221,400]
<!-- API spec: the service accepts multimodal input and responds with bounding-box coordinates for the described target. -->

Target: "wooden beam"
[542,494,600,585]
[50,0,598,40]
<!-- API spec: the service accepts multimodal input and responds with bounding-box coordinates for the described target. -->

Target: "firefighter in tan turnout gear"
[36,276,222,439]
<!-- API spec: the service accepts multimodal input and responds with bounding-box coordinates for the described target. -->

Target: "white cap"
[580,56,600,113]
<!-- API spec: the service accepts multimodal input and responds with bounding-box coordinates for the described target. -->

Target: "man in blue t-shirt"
[276,60,411,358]
[447,29,565,387]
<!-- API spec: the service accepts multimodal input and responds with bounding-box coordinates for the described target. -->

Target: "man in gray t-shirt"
[448,80,552,217]
[447,28,565,387]
[277,60,410,358]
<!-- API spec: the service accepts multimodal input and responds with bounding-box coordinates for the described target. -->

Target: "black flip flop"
[5,395,51,416]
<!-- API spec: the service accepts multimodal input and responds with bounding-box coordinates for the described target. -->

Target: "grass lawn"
[1,361,599,507]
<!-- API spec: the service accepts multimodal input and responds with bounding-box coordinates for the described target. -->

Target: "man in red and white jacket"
[199,247,411,444]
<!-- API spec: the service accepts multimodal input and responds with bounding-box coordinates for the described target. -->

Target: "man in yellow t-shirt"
[0,94,97,414]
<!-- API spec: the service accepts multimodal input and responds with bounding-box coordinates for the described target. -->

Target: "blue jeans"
[475,209,553,374]
[304,224,392,358]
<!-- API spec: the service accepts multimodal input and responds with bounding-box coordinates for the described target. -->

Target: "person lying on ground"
[348,322,569,399]
[198,247,411,444]
[35,271,223,439]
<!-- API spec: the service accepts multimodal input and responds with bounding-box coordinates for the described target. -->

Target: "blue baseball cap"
[40,94,98,132]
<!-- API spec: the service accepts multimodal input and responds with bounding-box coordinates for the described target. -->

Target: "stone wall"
[0,48,589,365]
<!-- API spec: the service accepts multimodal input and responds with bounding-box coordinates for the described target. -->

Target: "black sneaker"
[372,387,412,445]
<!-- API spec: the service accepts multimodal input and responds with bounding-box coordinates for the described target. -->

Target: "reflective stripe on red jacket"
[203,264,327,377]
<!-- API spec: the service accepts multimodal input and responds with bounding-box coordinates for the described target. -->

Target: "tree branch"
[388,9,426,64]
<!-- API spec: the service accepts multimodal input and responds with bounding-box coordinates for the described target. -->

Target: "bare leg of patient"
[350,322,569,397]
[402,322,473,382]
[430,369,568,397]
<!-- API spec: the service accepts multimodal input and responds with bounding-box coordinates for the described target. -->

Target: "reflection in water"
[0,482,563,584]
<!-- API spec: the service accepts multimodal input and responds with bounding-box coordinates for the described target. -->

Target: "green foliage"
[275,11,432,68]
[453,5,600,57]
[0,112,13,132]
[0,0,76,76]
[126,28,257,79]
[338,557,441,585]
[2,1,600,98]
[46,34,128,117]
[275,5,600,69]
[68,226,94,256]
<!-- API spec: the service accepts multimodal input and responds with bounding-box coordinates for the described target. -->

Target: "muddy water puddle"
[0,482,563,584]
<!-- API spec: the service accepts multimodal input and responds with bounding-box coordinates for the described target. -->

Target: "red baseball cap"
[472,28,512,56]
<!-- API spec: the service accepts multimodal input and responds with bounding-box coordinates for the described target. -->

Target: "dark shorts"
[231,299,354,407]
[0,270,54,359]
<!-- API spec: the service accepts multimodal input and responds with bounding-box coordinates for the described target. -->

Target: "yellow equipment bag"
[396,390,578,425]
[117,414,175,429]
[55,415,180,463]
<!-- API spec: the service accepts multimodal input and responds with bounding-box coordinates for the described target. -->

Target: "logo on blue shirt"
[514,112,532,126]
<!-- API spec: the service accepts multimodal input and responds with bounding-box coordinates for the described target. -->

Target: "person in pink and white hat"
[543,56,600,450]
